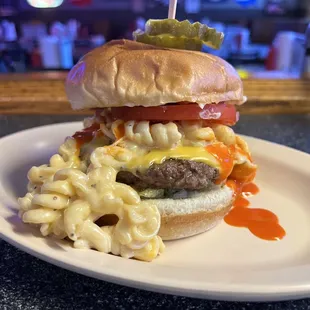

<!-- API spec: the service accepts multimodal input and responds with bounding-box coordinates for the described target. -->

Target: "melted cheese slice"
[125,146,220,172]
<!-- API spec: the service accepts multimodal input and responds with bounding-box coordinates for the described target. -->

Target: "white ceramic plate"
[1,122,310,302]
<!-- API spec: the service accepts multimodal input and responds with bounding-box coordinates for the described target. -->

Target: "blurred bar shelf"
[0,72,310,115]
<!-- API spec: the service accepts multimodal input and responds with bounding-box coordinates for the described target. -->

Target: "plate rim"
[1,121,310,302]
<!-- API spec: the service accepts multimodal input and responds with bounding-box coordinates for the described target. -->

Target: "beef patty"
[117,159,219,190]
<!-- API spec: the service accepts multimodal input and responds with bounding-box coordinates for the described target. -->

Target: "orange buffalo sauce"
[72,123,102,149]
[205,143,234,184]
[224,178,285,241]
[206,143,285,241]
[112,123,125,140]
[242,182,259,196]
[225,207,286,241]
[233,196,250,208]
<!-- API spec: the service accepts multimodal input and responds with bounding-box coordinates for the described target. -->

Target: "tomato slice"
[101,103,238,126]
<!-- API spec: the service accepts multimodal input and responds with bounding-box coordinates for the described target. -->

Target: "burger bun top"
[65,39,244,110]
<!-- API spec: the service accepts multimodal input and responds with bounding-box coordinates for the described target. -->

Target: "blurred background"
[0,0,309,78]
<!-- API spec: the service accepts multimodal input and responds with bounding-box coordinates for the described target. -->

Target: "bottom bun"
[148,186,234,240]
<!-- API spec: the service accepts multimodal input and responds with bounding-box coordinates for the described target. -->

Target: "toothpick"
[168,0,177,19]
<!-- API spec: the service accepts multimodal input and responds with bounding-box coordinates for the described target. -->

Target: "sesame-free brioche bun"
[150,185,233,240]
[65,39,244,110]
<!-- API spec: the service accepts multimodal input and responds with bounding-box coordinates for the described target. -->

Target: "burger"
[19,36,257,262]
[65,39,257,241]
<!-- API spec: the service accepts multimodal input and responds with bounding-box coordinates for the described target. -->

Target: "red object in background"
[70,0,92,7]
[265,45,277,71]
[31,48,42,68]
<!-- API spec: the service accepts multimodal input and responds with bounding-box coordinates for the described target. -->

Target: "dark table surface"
[1,114,310,310]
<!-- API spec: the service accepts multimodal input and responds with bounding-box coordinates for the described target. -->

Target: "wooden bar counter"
[0,72,310,115]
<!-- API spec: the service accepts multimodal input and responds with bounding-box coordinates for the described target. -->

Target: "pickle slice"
[134,30,203,51]
[133,19,224,50]
[139,188,165,199]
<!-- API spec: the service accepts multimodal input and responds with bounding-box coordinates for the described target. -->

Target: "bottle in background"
[302,24,310,78]
[39,36,61,69]
[59,37,73,69]
[30,40,42,68]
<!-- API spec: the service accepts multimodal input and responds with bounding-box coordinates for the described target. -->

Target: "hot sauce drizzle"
[112,123,125,140]
[233,196,250,208]
[72,123,102,149]
[205,143,234,184]
[224,179,286,241]
[206,143,285,241]
[242,182,259,197]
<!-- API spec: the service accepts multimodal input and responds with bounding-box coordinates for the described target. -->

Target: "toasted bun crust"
[148,185,233,240]
[65,39,244,110]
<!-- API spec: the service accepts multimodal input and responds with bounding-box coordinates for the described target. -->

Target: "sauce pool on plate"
[224,181,286,241]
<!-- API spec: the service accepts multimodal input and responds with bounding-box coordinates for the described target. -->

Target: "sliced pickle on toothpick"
[133,19,224,50]
[134,31,203,51]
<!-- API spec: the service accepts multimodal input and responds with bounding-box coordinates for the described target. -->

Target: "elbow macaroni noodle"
[18,118,252,262]
[111,120,182,149]
[181,121,215,146]
[18,137,164,262]
[181,121,238,148]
